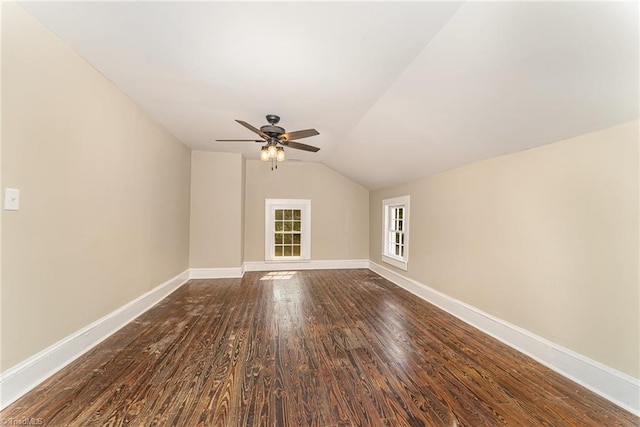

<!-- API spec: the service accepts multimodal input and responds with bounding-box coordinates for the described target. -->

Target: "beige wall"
[241,157,246,263]
[1,4,191,370]
[244,160,369,262]
[0,1,4,374]
[189,151,243,268]
[370,120,639,379]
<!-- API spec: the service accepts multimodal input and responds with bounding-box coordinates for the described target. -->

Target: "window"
[382,195,410,270]
[265,199,311,261]
[274,208,302,257]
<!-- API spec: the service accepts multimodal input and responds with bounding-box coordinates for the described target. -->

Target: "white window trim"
[265,199,311,262]
[382,195,410,271]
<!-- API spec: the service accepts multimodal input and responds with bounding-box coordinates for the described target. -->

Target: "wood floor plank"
[2,269,638,426]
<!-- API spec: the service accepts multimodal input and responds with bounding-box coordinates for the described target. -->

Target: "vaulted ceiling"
[21,1,639,189]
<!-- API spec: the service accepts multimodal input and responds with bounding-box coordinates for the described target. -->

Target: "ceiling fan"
[216,114,320,168]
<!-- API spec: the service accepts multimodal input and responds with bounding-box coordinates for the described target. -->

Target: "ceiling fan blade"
[215,139,264,142]
[280,128,319,141]
[235,120,269,139]
[282,140,320,152]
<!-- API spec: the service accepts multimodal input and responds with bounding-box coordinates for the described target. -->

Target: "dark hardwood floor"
[2,269,638,426]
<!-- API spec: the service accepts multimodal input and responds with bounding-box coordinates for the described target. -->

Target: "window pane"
[292,246,301,256]
[293,221,301,231]
[275,221,283,232]
[275,246,283,256]
[283,234,293,244]
[284,246,292,256]
[293,234,301,244]
[398,220,403,231]
[395,233,400,244]
[284,210,293,220]
[395,244,401,256]
[398,208,403,219]
[293,209,301,220]
[276,209,284,220]
[284,222,293,232]
[400,246,404,257]
[275,233,283,244]
[401,233,405,244]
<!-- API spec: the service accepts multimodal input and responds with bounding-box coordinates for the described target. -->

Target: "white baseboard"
[189,267,244,279]
[0,270,190,410]
[369,261,640,416]
[243,259,369,272]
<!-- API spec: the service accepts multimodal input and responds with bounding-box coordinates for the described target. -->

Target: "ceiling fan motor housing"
[260,124,285,138]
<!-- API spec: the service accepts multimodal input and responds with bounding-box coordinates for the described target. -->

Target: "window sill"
[381,254,408,271]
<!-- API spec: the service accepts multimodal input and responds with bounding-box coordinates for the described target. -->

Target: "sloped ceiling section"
[21,1,639,189]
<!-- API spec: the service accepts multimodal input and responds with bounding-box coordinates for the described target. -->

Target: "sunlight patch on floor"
[259,271,297,281]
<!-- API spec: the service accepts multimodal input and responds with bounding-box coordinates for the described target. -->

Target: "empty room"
[1,1,638,425]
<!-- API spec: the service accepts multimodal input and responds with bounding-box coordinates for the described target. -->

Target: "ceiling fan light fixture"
[260,146,269,161]
[267,144,278,159]
[276,147,286,162]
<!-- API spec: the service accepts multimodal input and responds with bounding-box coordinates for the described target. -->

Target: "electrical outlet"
[4,188,20,210]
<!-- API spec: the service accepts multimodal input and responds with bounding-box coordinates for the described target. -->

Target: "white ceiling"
[21,1,639,189]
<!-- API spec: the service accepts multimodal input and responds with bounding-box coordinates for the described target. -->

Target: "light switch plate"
[4,188,20,210]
